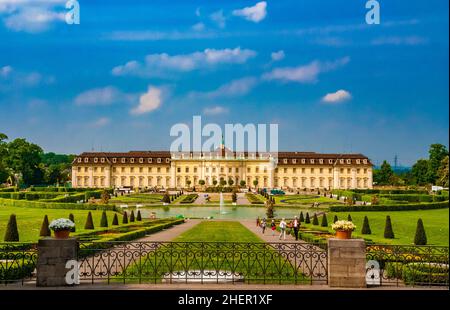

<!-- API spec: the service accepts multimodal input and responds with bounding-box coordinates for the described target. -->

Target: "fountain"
[219,192,227,214]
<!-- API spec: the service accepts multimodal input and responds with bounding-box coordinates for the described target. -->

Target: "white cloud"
[74,86,135,106]
[90,117,110,128]
[0,65,12,77]
[271,50,285,62]
[195,7,201,17]
[210,10,226,28]
[262,57,350,83]
[232,1,267,23]
[322,89,352,103]
[192,22,205,31]
[131,86,163,115]
[0,1,65,33]
[371,36,427,46]
[203,106,229,116]
[112,47,256,77]
[190,77,258,99]
[0,65,53,91]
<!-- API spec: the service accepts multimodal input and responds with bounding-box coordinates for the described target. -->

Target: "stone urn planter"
[54,230,71,239]
[335,230,352,239]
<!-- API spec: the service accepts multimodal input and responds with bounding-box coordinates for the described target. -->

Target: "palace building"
[71,147,373,190]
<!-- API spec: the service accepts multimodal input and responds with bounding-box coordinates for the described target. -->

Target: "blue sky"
[0,0,448,166]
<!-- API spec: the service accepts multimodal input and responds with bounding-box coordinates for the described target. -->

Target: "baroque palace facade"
[71,148,373,190]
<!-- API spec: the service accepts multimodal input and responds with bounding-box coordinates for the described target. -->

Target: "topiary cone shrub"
[69,213,76,232]
[162,193,171,204]
[361,216,371,235]
[112,213,119,225]
[414,218,427,245]
[100,211,108,227]
[122,211,128,224]
[299,212,304,222]
[40,215,51,237]
[321,214,328,227]
[333,215,338,223]
[347,214,352,222]
[312,214,319,225]
[84,212,95,230]
[136,210,142,221]
[305,212,310,224]
[4,214,19,241]
[130,210,135,222]
[384,215,395,239]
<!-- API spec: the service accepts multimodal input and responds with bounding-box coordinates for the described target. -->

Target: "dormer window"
[329,159,333,164]
[319,159,323,164]
[166,158,170,163]
[283,159,288,164]
[130,158,135,163]
[310,159,315,164]
[301,159,306,164]
[139,158,143,163]
[77,158,82,163]
[340,159,344,164]
[157,158,161,163]
[112,158,117,163]
[292,159,297,164]
[148,158,153,163]
[347,159,351,164]
[100,158,105,163]
[356,159,361,164]
[94,158,98,163]
[121,158,126,163]
[84,158,89,163]
[363,159,367,164]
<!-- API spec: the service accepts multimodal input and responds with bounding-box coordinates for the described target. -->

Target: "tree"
[240,180,246,187]
[414,218,427,245]
[299,211,304,222]
[321,214,328,227]
[219,178,227,187]
[101,190,110,204]
[69,213,76,232]
[186,180,192,187]
[100,211,108,227]
[112,213,119,225]
[361,216,371,234]
[333,215,338,223]
[228,178,234,186]
[253,180,258,188]
[231,191,237,203]
[122,211,128,224]
[312,214,319,225]
[371,195,379,205]
[0,133,9,184]
[212,179,218,186]
[266,199,275,219]
[4,138,44,185]
[411,159,429,185]
[130,210,135,222]
[4,214,19,241]
[437,156,449,187]
[40,215,51,237]
[427,144,449,184]
[374,160,394,185]
[347,214,352,222]
[136,210,142,221]
[199,180,205,186]
[384,215,395,239]
[84,212,94,229]
[305,212,310,224]
[161,193,171,203]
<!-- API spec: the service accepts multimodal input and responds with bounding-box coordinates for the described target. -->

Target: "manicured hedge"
[245,193,264,204]
[378,194,447,203]
[0,197,117,211]
[385,262,449,286]
[0,187,17,192]
[329,201,449,212]
[179,194,198,204]
[205,187,234,193]
[0,259,36,282]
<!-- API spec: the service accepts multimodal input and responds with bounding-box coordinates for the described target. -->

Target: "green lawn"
[275,194,342,205]
[122,221,307,284]
[110,193,163,204]
[300,208,449,246]
[0,207,121,242]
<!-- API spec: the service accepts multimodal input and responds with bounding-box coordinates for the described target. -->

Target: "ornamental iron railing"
[0,243,38,285]
[78,241,328,285]
[366,244,449,287]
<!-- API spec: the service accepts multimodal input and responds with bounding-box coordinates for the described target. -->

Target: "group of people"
[256,216,301,240]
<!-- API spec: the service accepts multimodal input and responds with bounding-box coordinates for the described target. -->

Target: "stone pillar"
[37,238,78,287]
[328,238,366,288]
[333,167,340,189]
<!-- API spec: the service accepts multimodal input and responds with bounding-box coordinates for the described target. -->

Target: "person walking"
[292,216,300,241]
[261,218,267,234]
[279,218,287,240]
[256,217,260,227]
[271,219,276,236]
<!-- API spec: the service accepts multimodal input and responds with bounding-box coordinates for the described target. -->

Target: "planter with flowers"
[331,220,356,239]
[49,218,75,239]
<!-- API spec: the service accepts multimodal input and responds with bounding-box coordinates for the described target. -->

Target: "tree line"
[374,144,449,187]
[0,133,74,187]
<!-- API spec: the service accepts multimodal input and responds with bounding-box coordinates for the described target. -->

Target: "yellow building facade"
[71,150,373,190]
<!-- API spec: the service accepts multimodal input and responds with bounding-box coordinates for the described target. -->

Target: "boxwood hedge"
[329,201,449,212]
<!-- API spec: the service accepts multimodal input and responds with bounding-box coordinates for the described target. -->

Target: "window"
[194,167,197,173]
[185,167,189,173]
[148,158,152,163]
[329,159,333,164]
[256,167,259,173]
[121,158,126,163]
[310,159,315,164]
[293,168,296,173]
[77,167,81,172]
[84,158,88,163]
[177,167,181,173]
[229,168,232,173]
[302,168,305,173]
[284,168,287,173]
[292,159,297,164]
[347,168,351,173]
[363,159,367,164]
[130,158,135,163]
[94,167,98,172]
[157,167,161,173]
[84,167,88,172]
[247,168,251,173]
[157,158,161,163]
[130,167,134,173]
[264,167,267,173]
[77,158,82,163]
[113,167,116,172]
[319,159,323,164]
[347,159,351,164]
[356,159,361,164]
[357,169,360,173]
[206,167,209,173]
[311,168,314,173]
[101,167,104,172]
[139,167,143,173]
[93,157,98,163]
[283,159,288,164]
[340,159,344,164]
[320,168,323,173]
[139,158,143,163]
[166,158,170,163]
[221,167,224,173]
[121,167,125,173]
[329,168,332,173]
[236,168,239,173]
[166,167,169,173]
[112,158,117,163]
[364,168,367,174]
[301,159,306,164]
[212,168,216,173]
[340,168,344,173]
[101,158,105,163]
